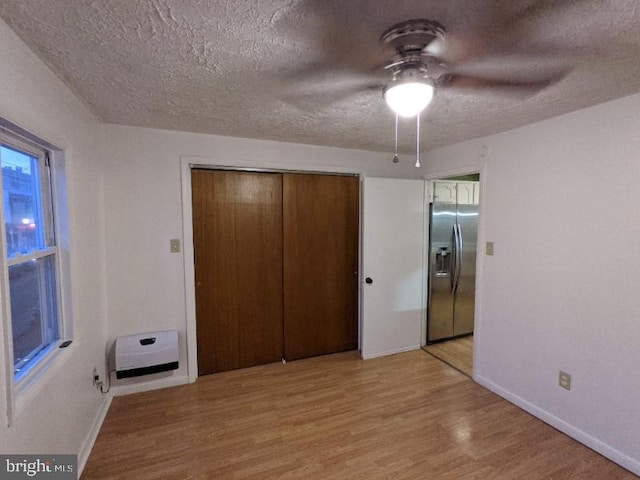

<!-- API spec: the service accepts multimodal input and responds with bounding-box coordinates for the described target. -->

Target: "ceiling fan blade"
[438,70,568,97]
[273,0,384,75]
[284,64,386,89]
[438,0,580,64]
[506,0,640,62]
[280,74,384,112]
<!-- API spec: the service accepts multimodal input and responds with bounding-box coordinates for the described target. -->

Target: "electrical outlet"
[559,371,572,390]
[92,367,99,385]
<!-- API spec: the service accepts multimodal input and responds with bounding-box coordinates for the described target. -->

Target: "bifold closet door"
[283,173,359,361]
[192,170,284,375]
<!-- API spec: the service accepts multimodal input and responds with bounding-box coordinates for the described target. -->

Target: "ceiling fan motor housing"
[389,64,430,83]
[381,18,447,85]
[381,19,446,57]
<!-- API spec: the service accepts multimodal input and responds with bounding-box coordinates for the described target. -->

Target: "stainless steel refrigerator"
[427,180,479,343]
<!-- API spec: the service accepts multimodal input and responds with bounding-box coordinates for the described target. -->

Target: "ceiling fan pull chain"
[415,113,421,168]
[393,114,399,163]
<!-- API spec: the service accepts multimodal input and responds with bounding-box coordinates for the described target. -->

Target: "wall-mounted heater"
[115,330,179,379]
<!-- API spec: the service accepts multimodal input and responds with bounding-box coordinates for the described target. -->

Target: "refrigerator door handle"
[457,223,462,293]
[452,223,462,294]
[451,224,459,293]
[457,222,463,291]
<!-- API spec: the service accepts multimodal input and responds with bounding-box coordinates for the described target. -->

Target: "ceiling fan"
[277,2,580,163]
[379,18,567,118]
[369,17,567,166]
[282,1,575,119]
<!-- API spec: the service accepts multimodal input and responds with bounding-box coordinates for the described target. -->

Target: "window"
[0,134,62,384]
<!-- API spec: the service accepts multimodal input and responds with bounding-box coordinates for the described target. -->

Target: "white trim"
[0,131,46,161]
[423,163,482,182]
[111,374,189,397]
[0,144,15,425]
[471,163,487,381]
[420,181,429,347]
[0,119,58,152]
[78,395,112,477]
[421,162,488,379]
[6,247,56,266]
[180,158,198,383]
[180,154,361,177]
[361,344,421,360]
[50,149,73,342]
[357,177,363,351]
[476,375,640,476]
[0,132,70,426]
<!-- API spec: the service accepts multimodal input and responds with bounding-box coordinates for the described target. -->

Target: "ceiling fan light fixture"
[384,78,434,118]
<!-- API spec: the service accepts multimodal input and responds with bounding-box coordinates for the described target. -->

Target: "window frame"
[0,127,69,423]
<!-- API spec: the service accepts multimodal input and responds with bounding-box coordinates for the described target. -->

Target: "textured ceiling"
[1,0,640,153]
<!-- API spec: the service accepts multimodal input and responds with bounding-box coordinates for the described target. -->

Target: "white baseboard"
[475,375,640,476]
[78,395,112,476]
[362,344,420,360]
[111,374,189,397]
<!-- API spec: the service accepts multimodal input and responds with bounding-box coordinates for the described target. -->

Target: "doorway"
[192,169,359,375]
[423,173,480,376]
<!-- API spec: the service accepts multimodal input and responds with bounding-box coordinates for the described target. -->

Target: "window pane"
[1,145,45,257]
[10,255,60,379]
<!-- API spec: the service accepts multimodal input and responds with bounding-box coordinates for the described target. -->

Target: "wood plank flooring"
[423,335,473,377]
[82,350,636,480]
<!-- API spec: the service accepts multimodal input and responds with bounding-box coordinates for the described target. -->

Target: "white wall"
[101,124,421,391]
[0,17,108,471]
[423,93,640,474]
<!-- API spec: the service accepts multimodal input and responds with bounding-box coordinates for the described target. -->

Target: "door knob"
[365,277,373,284]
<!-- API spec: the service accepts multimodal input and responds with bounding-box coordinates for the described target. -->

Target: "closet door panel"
[192,170,283,374]
[283,174,359,361]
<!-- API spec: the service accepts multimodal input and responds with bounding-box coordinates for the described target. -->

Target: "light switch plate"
[170,239,181,253]
[486,241,494,256]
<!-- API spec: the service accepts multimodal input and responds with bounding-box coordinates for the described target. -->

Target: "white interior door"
[361,177,426,359]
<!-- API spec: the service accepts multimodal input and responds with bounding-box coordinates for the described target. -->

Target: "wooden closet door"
[283,173,359,361]
[192,170,283,375]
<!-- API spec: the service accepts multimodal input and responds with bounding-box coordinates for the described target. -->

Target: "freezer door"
[427,182,457,341]
[454,184,478,336]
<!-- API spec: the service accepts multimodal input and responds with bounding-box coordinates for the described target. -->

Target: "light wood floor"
[82,350,636,480]
[423,335,473,376]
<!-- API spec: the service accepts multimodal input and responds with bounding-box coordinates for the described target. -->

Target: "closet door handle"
[365,277,373,284]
